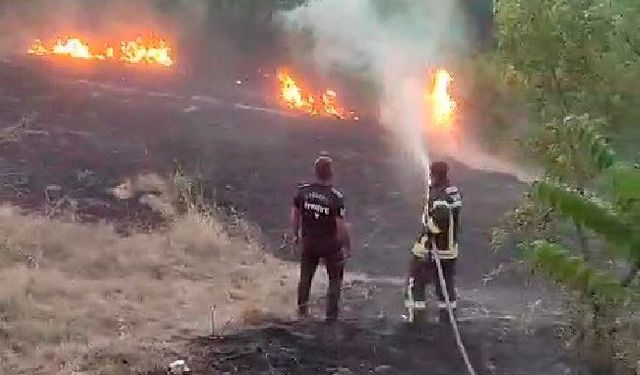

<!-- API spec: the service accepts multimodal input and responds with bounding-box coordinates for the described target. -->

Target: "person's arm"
[337,217,351,258]
[291,206,301,241]
[291,187,303,242]
[449,187,462,236]
[335,196,351,257]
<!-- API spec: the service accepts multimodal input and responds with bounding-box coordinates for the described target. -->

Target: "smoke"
[282,0,534,182]
[282,0,468,174]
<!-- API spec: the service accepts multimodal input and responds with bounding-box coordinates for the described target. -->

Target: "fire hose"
[422,160,477,375]
[430,238,477,375]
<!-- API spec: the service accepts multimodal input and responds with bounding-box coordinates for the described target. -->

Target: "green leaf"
[520,240,636,304]
[532,180,640,263]
[609,164,640,215]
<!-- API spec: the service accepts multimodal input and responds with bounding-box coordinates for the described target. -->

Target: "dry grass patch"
[0,194,296,374]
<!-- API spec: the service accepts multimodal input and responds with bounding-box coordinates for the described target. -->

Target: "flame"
[120,38,173,67]
[27,36,174,67]
[321,90,344,119]
[52,37,95,59]
[429,68,456,128]
[27,39,47,56]
[277,70,357,121]
[278,70,314,113]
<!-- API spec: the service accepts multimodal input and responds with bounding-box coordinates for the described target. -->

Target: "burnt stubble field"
[0,58,588,374]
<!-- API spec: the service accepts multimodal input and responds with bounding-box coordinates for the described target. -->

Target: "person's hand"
[280,233,298,251]
[342,247,352,260]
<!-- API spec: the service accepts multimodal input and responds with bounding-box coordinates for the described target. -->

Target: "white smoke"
[283,0,468,172]
[283,0,535,182]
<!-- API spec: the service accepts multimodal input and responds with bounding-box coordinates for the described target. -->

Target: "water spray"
[284,1,479,372]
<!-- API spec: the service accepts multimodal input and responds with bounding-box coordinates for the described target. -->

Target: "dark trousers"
[297,238,344,320]
[410,255,456,308]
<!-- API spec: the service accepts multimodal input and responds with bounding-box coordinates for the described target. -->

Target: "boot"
[413,308,427,326]
[298,303,310,321]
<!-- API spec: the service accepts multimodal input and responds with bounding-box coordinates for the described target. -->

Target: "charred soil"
[0,59,588,374]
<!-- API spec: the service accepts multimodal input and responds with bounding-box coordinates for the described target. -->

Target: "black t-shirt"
[293,182,345,239]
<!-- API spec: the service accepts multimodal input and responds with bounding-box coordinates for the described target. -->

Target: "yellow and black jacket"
[411,183,462,260]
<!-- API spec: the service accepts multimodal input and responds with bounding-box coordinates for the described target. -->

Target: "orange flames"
[52,38,95,59]
[279,71,314,113]
[277,70,358,121]
[27,36,174,67]
[120,38,173,67]
[27,39,48,56]
[429,68,456,129]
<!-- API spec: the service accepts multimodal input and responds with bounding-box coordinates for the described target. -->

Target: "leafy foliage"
[502,192,556,241]
[526,112,617,261]
[508,133,640,369]
[496,0,640,124]
[533,180,640,261]
[521,240,635,305]
[494,0,640,369]
[610,164,640,217]
[495,0,640,161]
[531,114,615,185]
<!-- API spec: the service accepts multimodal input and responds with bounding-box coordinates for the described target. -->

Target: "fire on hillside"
[277,69,359,121]
[28,35,174,67]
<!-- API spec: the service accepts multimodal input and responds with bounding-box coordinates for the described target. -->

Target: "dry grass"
[0,175,297,374]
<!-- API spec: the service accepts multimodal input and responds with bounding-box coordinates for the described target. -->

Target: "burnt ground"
[0,57,590,374]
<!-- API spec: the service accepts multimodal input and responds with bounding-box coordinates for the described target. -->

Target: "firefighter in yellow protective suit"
[405,161,462,324]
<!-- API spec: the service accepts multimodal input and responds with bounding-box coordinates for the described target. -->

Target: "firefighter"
[291,153,351,322]
[405,161,462,323]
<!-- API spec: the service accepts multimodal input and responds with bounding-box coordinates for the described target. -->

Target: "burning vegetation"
[27,36,174,67]
[277,70,359,121]
[276,68,457,128]
[26,35,457,132]
[429,68,456,129]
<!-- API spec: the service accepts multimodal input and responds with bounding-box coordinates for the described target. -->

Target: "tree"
[528,114,615,259]
[495,0,640,154]
[507,153,640,370]
[495,1,640,369]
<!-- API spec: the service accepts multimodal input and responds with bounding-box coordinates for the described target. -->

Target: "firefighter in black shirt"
[291,153,351,322]
[406,161,462,323]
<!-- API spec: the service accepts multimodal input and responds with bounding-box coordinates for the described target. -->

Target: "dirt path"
[0,60,585,374]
